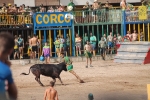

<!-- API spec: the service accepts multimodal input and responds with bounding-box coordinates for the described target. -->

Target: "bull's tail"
[20,67,31,75]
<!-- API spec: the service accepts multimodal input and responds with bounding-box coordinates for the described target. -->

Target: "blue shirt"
[0,61,13,93]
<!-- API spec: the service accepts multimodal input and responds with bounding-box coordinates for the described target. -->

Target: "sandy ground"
[11,60,150,100]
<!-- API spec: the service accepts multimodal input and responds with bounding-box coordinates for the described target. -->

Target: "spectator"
[14,35,19,59]
[120,0,126,10]
[90,32,97,56]
[83,1,91,22]
[126,31,132,39]
[84,41,93,68]
[92,0,99,23]
[40,4,46,12]
[132,30,138,41]
[59,5,64,12]
[12,4,18,14]
[43,81,58,100]
[42,42,51,64]
[25,6,31,12]
[75,34,82,56]
[139,29,144,41]
[0,3,7,13]
[54,37,60,57]
[8,3,13,13]
[117,33,122,42]
[47,6,54,12]
[59,35,65,54]
[83,33,88,44]
[98,37,107,60]
[66,34,70,56]
[0,32,18,100]
[107,32,113,54]
[54,6,59,12]
[18,35,24,59]
[67,0,75,12]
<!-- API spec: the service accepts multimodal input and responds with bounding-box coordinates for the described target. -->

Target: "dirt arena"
[11,60,150,100]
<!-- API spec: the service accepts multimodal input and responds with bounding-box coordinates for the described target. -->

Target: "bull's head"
[59,62,67,71]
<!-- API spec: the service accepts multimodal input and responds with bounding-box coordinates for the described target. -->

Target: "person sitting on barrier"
[18,35,24,59]
[60,52,84,83]
[8,3,13,14]
[90,32,97,56]
[132,30,138,41]
[84,41,93,68]
[54,37,60,57]
[42,42,51,64]
[59,35,65,54]
[75,34,82,56]
[14,35,19,59]
[30,34,38,59]
[107,32,113,54]
[98,37,107,60]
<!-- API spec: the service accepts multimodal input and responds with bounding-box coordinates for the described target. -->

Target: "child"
[84,41,93,68]
[0,32,17,100]
[42,42,51,64]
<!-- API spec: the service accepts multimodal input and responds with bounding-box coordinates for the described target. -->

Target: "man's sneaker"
[79,80,85,83]
[86,66,88,68]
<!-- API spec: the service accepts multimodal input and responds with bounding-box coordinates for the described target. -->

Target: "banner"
[34,12,72,27]
[138,6,147,20]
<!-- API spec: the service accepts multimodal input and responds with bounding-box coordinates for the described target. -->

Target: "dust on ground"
[11,60,150,100]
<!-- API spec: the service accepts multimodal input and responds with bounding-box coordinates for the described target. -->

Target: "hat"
[88,93,94,100]
[94,0,97,2]
[8,3,11,6]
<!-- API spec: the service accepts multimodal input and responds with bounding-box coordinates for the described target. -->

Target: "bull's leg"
[52,78,56,83]
[35,77,44,86]
[58,76,64,85]
[37,76,44,86]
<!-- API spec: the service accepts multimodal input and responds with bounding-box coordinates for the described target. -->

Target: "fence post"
[122,11,126,36]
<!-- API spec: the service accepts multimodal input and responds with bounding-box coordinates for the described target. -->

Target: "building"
[0,0,144,7]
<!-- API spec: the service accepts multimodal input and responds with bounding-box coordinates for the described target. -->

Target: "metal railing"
[0,14,32,26]
[74,9,122,24]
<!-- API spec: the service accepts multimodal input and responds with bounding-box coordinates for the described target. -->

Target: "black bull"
[21,62,67,86]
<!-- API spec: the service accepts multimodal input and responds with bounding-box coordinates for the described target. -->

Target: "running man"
[75,34,82,56]
[90,32,97,56]
[107,32,113,54]
[84,41,93,68]
[60,53,84,83]
[30,34,38,59]
[18,35,24,59]
[42,42,51,64]
[43,81,58,100]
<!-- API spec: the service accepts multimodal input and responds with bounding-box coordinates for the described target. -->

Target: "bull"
[20,62,67,86]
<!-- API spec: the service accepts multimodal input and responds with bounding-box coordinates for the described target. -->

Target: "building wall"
[0,0,14,6]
